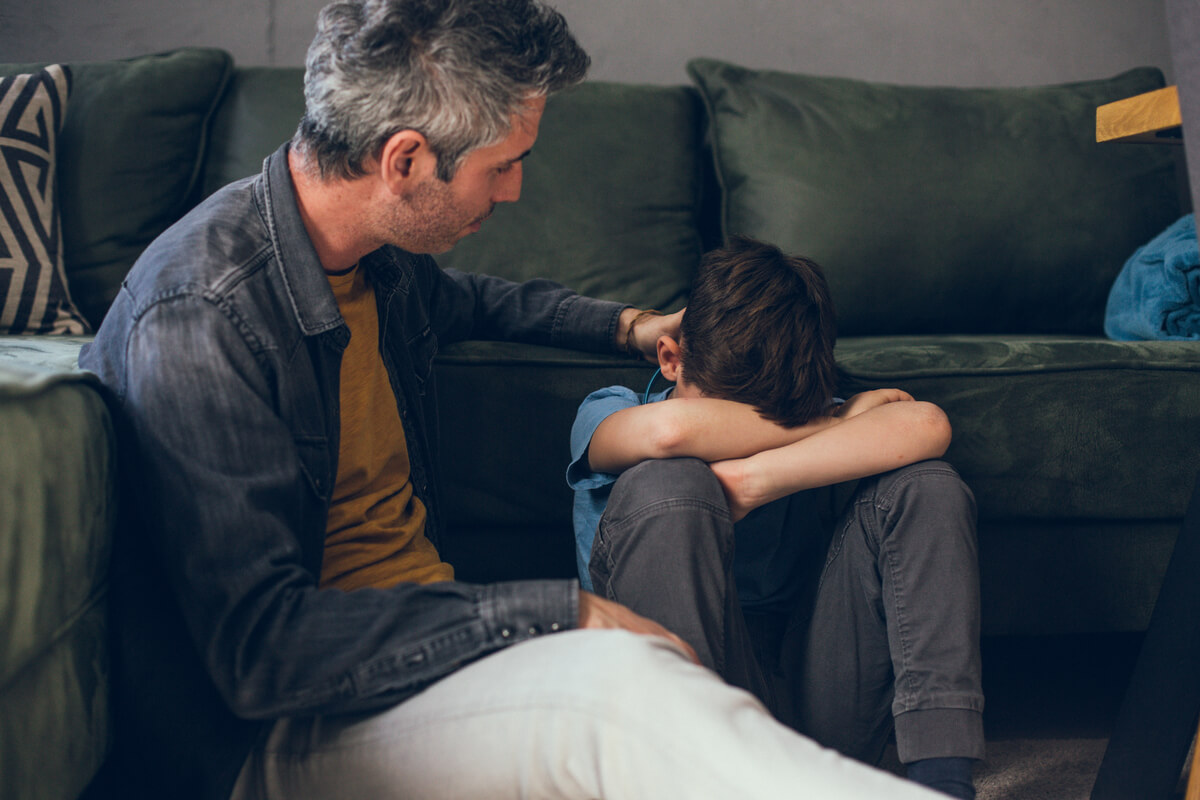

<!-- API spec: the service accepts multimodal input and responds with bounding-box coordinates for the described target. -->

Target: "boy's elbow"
[650,416,690,458]
[917,402,952,457]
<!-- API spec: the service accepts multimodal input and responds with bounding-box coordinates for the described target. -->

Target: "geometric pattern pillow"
[0,65,89,334]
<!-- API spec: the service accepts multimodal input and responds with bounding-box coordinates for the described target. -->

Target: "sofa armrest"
[0,342,116,800]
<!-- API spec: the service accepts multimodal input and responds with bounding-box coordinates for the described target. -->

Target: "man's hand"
[835,388,914,419]
[617,307,684,363]
[578,591,700,664]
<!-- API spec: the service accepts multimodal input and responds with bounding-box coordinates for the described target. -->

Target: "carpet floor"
[881,632,1182,799]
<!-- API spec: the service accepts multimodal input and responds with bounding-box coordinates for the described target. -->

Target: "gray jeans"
[589,458,985,765]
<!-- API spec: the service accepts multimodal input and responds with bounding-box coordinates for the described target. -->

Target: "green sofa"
[2,47,1197,799]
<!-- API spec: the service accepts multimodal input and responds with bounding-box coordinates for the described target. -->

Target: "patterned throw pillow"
[0,65,88,335]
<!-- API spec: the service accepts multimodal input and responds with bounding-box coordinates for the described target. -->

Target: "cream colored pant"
[232,629,941,799]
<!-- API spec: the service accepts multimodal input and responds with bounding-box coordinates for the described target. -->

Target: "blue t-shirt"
[566,384,827,612]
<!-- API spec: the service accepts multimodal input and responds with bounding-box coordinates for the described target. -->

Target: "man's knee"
[549,630,717,717]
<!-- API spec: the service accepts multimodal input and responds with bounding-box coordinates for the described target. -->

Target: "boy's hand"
[709,457,763,523]
[835,388,914,419]
[578,591,700,664]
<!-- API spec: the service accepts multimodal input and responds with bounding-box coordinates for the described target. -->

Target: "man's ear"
[657,335,684,382]
[377,130,437,194]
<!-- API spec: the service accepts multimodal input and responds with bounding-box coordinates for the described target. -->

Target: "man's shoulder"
[125,177,272,307]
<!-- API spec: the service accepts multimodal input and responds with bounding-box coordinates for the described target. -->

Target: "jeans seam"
[868,476,925,713]
[871,462,972,716]
[602,496,730,531]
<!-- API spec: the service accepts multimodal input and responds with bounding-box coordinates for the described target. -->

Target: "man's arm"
[615,307,684,362]
[711,398,952,521]
[105,296,591,720]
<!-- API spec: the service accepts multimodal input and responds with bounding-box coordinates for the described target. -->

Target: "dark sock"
[906,757,976,800]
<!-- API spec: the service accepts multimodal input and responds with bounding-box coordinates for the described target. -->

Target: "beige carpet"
[881,737,1107,799]
[974,738,1108,799]
[875,633,1143,799]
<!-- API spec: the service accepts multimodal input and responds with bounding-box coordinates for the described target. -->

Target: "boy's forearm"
[723,400,951,511]
[587,397,833,474]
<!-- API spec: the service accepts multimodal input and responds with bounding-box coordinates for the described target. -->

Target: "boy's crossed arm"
[587,388,951,522]
[587,395,838,474]
[712,391,950,521]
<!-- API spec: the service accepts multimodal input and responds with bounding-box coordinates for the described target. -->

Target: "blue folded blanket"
[1105,213,1200,341]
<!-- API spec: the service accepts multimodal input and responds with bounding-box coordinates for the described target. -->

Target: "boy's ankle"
[905,757,976,800]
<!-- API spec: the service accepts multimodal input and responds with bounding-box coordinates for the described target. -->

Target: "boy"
[567,236,984,799]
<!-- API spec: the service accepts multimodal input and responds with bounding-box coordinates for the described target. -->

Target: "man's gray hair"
[294,0,589,182]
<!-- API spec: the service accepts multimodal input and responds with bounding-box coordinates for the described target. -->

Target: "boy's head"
[660,235,837,427]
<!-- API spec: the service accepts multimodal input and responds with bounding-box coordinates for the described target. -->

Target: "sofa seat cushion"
[1,48,234,330]
[836,335,1200,520]
[0,340,114,800]
[0,332,91,372]
[687,59,1183,337]
[435,341,655,529]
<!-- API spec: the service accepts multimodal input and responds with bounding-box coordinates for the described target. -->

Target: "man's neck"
[287,147,377,274]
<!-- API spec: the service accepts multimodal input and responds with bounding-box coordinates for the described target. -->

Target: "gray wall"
[0,0,1173,87]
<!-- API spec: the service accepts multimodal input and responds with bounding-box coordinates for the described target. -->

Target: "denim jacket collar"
[259,144,347,338]
[259,144,413,339]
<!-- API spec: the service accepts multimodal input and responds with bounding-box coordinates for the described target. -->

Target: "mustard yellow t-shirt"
[320,265,454,591]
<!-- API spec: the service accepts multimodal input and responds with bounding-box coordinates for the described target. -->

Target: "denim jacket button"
[500,628,513,639]
[528,625,542,636]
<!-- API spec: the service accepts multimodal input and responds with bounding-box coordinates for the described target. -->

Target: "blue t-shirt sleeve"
[566,385,641,491]
[567,385,642,592]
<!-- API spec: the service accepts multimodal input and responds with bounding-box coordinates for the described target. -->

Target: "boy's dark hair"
[680,235,837,427]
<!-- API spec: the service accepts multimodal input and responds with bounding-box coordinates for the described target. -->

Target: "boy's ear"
[657,335,684,381]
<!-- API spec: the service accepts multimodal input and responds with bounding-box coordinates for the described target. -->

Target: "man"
[81,1,946,797]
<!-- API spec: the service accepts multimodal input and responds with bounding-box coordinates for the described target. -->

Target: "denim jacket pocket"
[407,325,438,397]
[294,435,332,501]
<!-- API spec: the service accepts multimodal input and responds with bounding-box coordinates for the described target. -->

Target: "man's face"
[392,96,546,254]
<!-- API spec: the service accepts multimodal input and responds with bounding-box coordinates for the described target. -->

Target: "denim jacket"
[79,145,627,799]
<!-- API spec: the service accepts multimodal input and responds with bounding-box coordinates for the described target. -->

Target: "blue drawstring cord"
[642,367,663,405]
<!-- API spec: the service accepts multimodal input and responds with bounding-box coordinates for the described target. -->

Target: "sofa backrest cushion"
[436,83,706,312]
[1,49,233,330]
[202,67,306,197]
[688,59,1183,336]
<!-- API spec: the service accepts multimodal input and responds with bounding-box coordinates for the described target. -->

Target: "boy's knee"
[597,458,734,578]
[608,457,727,516]
[855,461,978,555]
[878,460,976,513]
